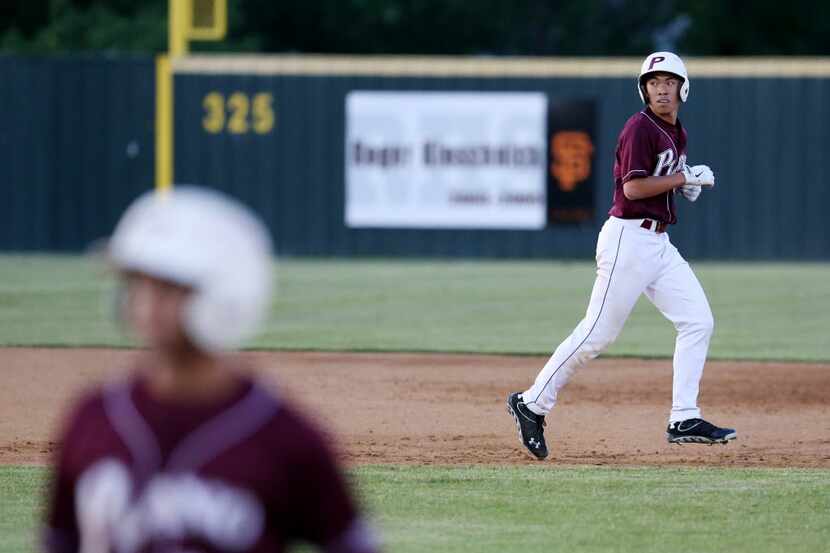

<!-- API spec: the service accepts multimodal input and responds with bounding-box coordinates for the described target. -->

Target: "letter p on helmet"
[648,56,666,71]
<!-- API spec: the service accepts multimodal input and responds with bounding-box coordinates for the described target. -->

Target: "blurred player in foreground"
[43,187,380,553]
[508,52,736,460]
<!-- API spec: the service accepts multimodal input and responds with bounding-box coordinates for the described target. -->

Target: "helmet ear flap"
[182,274,272,353]
[183,290,225,352]
[679,78,690,102]
[638,79,648,104]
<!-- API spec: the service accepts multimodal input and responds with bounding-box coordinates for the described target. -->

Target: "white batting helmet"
[638,51,689,103]
[108,186,273,352]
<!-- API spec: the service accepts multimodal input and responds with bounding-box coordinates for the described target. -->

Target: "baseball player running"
[507,52,736,460]
[43,187,380,552]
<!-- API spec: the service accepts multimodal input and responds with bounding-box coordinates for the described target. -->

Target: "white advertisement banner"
[345,91,547,229]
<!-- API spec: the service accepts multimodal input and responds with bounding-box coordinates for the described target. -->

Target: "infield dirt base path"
[1,349,828,468]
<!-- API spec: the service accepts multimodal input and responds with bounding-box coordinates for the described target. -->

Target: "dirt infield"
[1,348,828,468]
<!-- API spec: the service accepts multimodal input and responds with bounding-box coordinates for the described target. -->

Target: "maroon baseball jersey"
[608,107,687,224]
[43,370,379,553]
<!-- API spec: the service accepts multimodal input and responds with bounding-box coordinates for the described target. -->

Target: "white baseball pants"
[523,216,714,423]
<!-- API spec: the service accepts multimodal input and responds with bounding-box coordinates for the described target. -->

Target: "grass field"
[1,254,829,552]
[0,255,827,361]
[4,465,829,553]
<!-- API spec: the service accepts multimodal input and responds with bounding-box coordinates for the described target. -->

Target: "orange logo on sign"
[550,131,594,192]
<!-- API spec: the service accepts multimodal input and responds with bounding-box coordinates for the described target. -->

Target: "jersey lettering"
[653,150,687,177]
[653,148,675,176]
[76,458,265,553]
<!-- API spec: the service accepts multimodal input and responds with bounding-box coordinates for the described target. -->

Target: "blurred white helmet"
[638,51,689,103]
[108,186,273,352]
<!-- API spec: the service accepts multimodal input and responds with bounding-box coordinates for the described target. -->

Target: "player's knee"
[573,349,598,365]
[681,311,714,338]
[696,308,714,336]
[580,332,617,359]
[702,312,714,336]
[569,317,622,361]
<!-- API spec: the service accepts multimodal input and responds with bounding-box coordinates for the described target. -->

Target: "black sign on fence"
[546,99,597,225]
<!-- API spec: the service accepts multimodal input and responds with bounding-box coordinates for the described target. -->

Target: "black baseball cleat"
[506,392,548,460]
[667,418,736,445]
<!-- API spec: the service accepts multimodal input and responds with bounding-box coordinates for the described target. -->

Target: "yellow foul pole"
[156,0,190,193]
[155,54,173,194]
[169,0,189,57]
[155,1,226,193]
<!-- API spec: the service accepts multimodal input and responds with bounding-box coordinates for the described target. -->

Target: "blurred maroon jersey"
[609,106,688,224]
[44,371,379,553]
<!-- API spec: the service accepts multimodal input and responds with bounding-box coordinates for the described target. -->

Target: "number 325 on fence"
[202,91,275,135]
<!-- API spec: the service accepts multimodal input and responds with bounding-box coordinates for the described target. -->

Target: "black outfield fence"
[2,54,828,259]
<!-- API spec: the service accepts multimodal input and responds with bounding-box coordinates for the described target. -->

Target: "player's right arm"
[625,164,714,200]
[623,172,685,200]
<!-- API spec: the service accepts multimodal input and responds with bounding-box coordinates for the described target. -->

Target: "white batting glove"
[682,164,715,187]
[679,184,702,202]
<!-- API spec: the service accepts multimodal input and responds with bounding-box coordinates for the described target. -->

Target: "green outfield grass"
[2,255,828,552]
[4,465,829,553]
[0,255,827,361]
[1,466,43,553]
